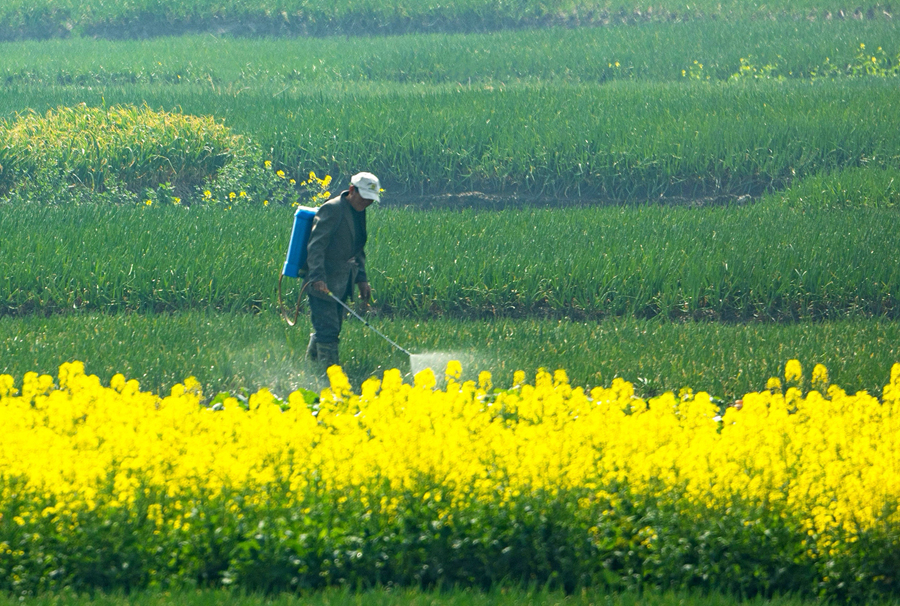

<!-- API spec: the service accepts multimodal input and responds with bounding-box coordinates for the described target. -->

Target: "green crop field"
[8,79,900,200]
[2,20,897,86]
[0,0,893,40]
[0,19,898,200]
[3,198,900,320]
[2,4,900,601]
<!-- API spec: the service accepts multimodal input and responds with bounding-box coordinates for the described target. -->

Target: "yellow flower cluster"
[1,360,899,546]
[299,171,332,206]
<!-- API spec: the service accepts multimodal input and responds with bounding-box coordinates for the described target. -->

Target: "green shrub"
[0,103,302,206]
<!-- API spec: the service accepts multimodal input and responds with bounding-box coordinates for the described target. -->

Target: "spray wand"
[327,292,413,358]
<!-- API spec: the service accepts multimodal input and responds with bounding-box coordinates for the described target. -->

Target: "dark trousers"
[308,286,350,344]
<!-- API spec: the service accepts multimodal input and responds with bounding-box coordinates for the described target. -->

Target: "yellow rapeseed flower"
[811,364,829,390]
[2,358,900,563]
[445,360,462,381]
[785,359,803,384]
[478,371,492,391]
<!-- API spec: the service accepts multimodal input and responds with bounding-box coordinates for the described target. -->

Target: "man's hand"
[358,281,372,301]
[311,280,329,295]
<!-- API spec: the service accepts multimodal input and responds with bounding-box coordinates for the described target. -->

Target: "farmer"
[304,171,381,370]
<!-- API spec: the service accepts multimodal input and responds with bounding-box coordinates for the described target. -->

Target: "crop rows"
[0,79,897,201]
[3,192,900,321]
[0,21,897,86]
[0,19,897,201]
[0,0,892,41]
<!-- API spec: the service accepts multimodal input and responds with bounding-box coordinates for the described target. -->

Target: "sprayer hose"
[277,273,309,327]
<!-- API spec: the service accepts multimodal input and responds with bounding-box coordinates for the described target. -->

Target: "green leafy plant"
[0,103,313,207]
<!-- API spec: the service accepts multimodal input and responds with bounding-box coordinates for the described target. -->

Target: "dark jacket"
[305,191,367,300]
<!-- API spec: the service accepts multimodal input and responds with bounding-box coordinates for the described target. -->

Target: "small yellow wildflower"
[513,370,526,387]
[0,374,17,397]
[478,371,492,391]
[785,359,803,384]
[414,368,437,390]
[812,364,829,390]
[445,360,462,381]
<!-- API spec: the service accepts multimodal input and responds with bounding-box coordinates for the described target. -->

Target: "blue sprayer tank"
[282,206,317,278]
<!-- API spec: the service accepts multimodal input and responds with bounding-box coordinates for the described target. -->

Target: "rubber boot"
[316,341,340,371]
[305,334,318,361]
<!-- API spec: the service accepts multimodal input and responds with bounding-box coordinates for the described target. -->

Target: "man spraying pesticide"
[279,171,413,372]
[304,171,382,370]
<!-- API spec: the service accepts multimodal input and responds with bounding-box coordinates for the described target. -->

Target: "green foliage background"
[0,20,898,202]
[0,0,892,40]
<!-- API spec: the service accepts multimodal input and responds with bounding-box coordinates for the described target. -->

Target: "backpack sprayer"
[278,205,414,359]
[277,206,317,327]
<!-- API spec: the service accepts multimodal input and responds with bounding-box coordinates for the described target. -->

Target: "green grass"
[2,311,898,401]
[0,0,892,41]
[0,586,862,606]
[0,21,897,86]
[0,21,898,200]
[2,79,897,200]
[3,200,900,321]
[773,166,900,209]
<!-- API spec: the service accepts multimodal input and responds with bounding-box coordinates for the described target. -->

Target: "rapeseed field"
[1,360,898,599]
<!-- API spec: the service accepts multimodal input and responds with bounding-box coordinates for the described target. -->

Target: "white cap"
[351,172,381,202]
